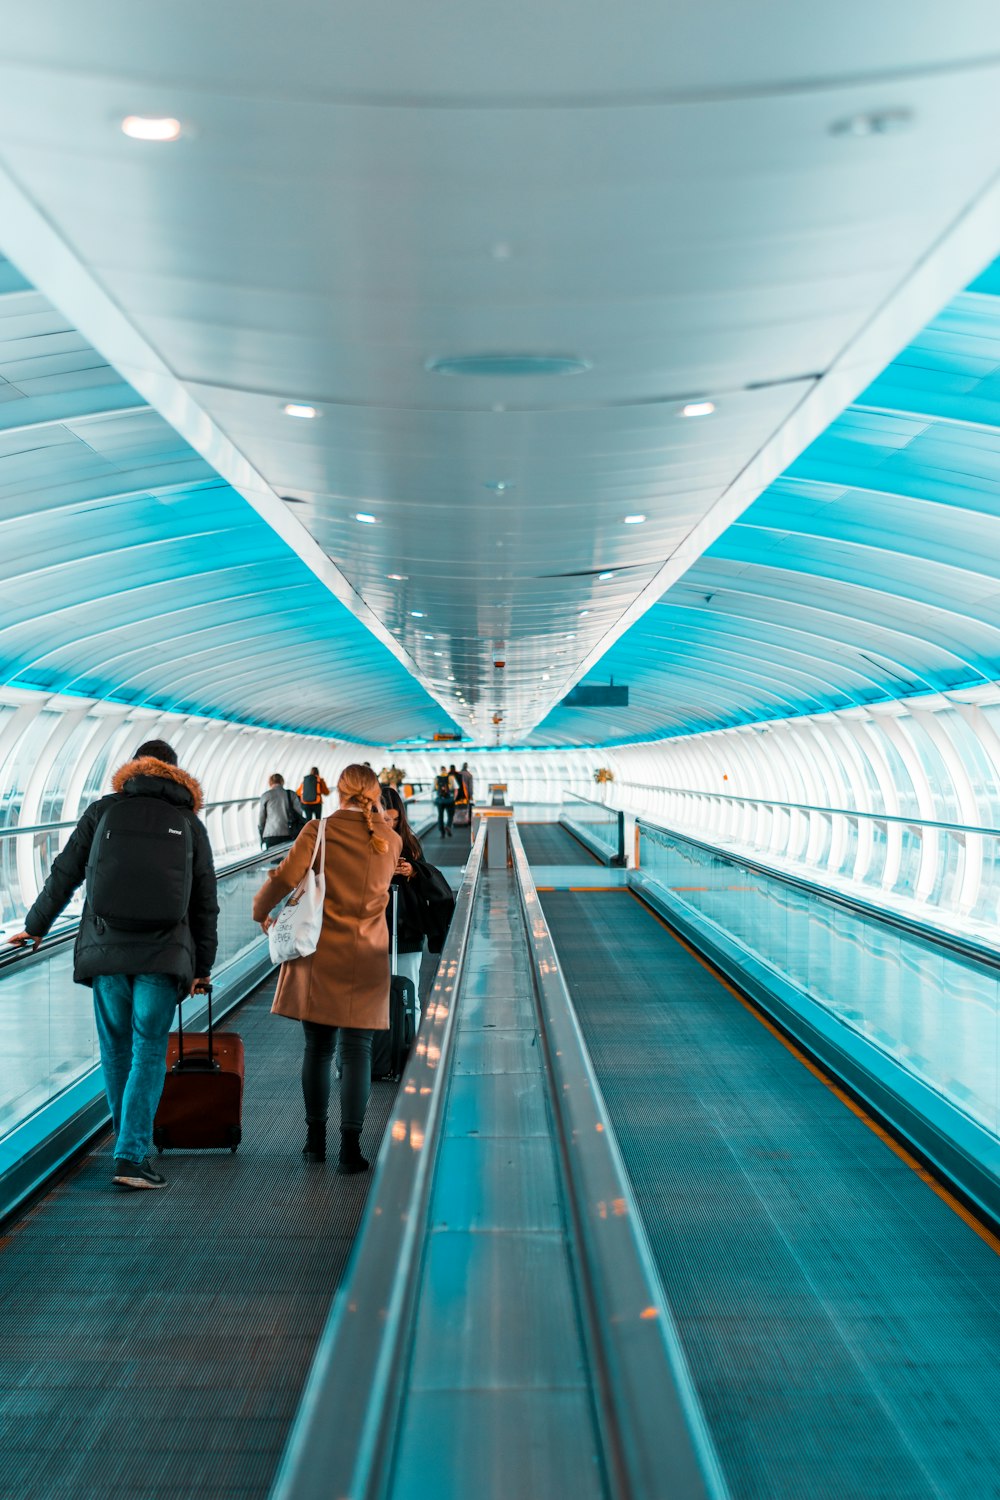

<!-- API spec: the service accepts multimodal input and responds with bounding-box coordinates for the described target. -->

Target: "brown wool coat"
[252,809,402,1030]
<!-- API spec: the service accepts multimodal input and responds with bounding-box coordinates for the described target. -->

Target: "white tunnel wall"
[595,688,1000,931]
[0,686,382,925]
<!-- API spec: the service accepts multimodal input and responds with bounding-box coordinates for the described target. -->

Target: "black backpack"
[285,790,307,836]
[302,773,318,804]
[86,796,194,932]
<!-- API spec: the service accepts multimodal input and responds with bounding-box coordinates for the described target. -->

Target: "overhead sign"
[560,684,629,708]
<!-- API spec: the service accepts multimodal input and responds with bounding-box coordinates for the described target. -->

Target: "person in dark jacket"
[7,740,218,1192]
[381,786,455,1025]
[433,766,457,838]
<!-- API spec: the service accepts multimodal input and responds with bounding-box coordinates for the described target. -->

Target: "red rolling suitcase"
[153,987,244,1153]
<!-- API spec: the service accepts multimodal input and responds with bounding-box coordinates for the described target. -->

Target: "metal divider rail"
[507,820,730,1500]
[268,820,488,1500]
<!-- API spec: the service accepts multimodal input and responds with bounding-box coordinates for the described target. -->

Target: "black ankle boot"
[338,1128,370,1175]
[302,1120,326,1163]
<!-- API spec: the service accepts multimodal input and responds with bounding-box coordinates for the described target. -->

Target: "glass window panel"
[861,720,920,818]
[898,718,959,821]
[936,709,1000,827]
[0,712,60,829]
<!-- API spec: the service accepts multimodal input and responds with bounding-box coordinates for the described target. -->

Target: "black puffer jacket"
[25,757,219,989]
[387,859,455,954]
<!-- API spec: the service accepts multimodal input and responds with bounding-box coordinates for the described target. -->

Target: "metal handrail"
[0,794,260,842]
[561,790,627,865]
[508,820,729,1500]
[621,782,1000,839]
[636,817,1000,976]
[269,820,488,1500]
[0,841,288,976]
[564,790,617,812]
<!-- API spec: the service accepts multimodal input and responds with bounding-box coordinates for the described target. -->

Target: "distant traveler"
[381,786,456,1026]
[259,773,304,848]
[460,762,474,806]
[433,765,457,838]
[252,764,401,1174]
[7,740,218,1192]
[297,767,330,822]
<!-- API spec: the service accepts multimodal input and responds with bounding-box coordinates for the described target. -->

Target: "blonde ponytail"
[338,763,390,853]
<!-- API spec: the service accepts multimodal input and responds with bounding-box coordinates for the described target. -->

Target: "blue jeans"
[93,973,179,1163]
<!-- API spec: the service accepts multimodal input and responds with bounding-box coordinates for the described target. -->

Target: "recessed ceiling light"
[355,512,377,524]
[680,401,715,418]
[424,634,434,640]
[598,571,615,581]
[830,107,914,137]
[121,115,182,142]
[387,573,407,581]
[427,353,590,378]
[542,674,551,681]
[410,611,426,618]
[434,651,443,657]
[283,403,318,419]
[624,514,646,524]
[484,480,514,492]
[579,609,590,616]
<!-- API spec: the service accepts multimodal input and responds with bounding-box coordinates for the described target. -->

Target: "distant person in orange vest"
[297,767,330,822]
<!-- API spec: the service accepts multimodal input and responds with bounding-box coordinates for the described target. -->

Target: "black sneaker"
[113,1157,167,1190]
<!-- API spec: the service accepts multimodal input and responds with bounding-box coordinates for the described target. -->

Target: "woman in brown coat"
[252,763,402,1173]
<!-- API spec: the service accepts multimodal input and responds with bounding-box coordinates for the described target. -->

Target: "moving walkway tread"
[423,826,475,867]
[516,821,600,867]
[542,886,1000,1500]
[0,976,395,1500]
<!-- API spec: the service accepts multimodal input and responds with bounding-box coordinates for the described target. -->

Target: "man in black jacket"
[8,740,218,1191]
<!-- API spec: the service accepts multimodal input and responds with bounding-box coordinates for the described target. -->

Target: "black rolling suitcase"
[371,885,416,1081]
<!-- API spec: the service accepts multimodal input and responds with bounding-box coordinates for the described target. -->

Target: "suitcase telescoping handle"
[174,983,220,1073]
[391,883,398,974]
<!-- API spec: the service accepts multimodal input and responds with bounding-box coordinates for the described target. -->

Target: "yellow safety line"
[632,892,1000,1258]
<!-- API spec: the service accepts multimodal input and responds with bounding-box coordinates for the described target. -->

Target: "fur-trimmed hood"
[112,757,204,814]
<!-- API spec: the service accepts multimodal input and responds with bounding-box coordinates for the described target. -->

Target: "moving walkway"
[7,805,1000,1499]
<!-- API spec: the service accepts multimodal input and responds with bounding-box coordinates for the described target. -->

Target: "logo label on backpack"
[86,798,194,932]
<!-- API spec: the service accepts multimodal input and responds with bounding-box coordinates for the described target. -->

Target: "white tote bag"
[267,818,326,965]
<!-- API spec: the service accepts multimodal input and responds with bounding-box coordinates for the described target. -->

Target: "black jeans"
[436,800,455,834]
[302,804,322,820]
[302,1021,373,1133]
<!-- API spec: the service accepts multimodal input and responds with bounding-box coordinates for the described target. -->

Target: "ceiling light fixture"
[579,609,590,616]
[624,514,646,524]
[121,115,182,142]
[355,512,377,524]
[680,401,715,418]
[484,480,514,492]
[410,611,426,618]
[387,573,407,581]
[283,403,318,419]
[427,353,590,378]
[830,107,914,137]
[598,571,615,581]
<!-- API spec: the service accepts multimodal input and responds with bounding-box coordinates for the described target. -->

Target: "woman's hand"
[259,915,275,934]
[395,859,414,879]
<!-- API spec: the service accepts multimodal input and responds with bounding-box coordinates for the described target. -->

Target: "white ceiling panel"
[1,5,1000,742]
